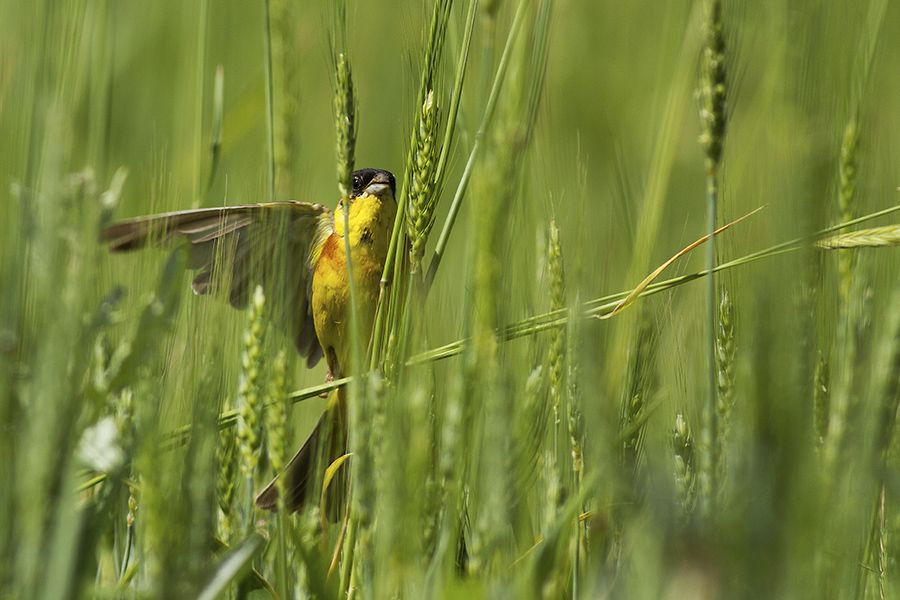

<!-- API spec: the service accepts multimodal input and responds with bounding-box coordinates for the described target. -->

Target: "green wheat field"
[4,0,900,598]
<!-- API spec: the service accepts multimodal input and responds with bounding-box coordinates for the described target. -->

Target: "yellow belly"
[311,193,395,377]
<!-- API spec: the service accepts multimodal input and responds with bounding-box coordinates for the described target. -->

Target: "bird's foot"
[319,370,333,398]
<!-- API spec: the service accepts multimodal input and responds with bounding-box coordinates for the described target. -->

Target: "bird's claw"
[319,370,334,398]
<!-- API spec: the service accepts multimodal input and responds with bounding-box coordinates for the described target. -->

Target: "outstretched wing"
[102,201,334,367]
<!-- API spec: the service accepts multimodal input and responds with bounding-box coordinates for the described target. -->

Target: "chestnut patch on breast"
[319,234,341,262]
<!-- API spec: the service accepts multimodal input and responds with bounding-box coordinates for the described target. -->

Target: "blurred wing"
[103,201,334,366]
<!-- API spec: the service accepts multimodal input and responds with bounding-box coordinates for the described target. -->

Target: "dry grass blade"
[600,205,765,319]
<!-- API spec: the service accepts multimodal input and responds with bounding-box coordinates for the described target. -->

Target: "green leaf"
[196,534,266,600]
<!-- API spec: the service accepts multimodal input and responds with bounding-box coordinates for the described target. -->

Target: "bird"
[102,168,398,514]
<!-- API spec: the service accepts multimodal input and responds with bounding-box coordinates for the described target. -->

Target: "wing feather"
[103,202,334,366]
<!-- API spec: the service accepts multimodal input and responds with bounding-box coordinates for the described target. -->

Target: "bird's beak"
[363,174,393,198]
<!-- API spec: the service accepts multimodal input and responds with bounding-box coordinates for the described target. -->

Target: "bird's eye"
[353,176,360,188]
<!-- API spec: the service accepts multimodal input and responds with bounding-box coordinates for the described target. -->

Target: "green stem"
[274,505,289,599]
[340,515,357,597]
[704,165,718,516]
[433,0,478,188]
[344,197,360,376]
[424,0,530,294]
[262,0,276,202]
[118,517,134,582]
[194,0,209,206]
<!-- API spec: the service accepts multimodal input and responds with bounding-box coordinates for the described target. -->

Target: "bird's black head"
[350,169,396,199]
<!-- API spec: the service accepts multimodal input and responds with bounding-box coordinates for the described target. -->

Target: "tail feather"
[255,391,347,517]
